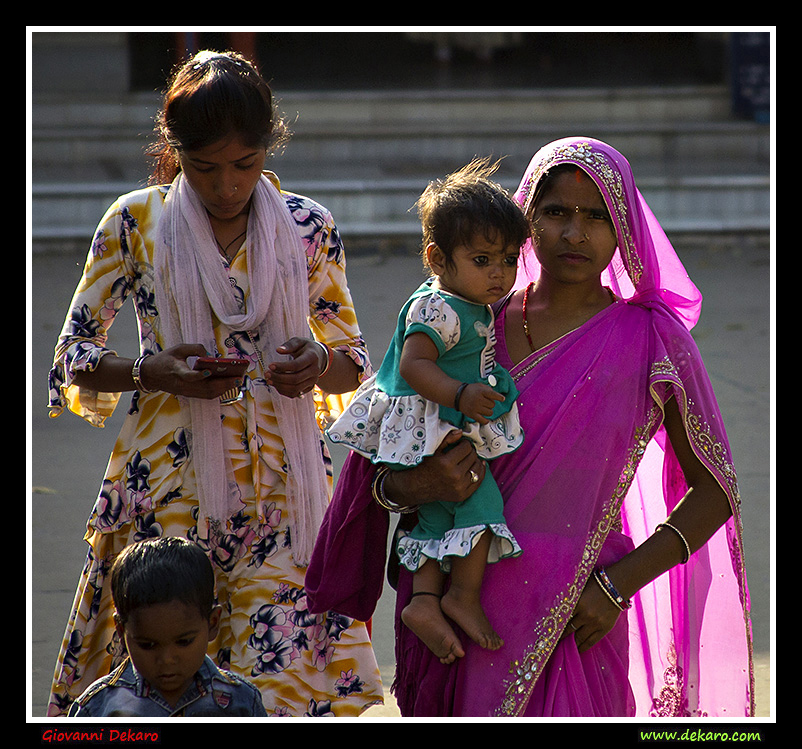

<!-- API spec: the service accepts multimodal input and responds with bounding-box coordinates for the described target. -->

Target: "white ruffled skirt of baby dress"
[327,374,524,570]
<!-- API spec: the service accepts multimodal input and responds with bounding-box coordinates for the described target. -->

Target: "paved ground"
[29,234,771,719]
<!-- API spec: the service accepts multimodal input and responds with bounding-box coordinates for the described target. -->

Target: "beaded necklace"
[522,282,536,351]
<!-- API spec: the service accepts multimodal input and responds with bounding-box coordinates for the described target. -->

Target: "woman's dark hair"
[111,537,216,625]
[415,157,531,271]
[148,50,290,184]
[527,163,614,234]
[528,163,595,216]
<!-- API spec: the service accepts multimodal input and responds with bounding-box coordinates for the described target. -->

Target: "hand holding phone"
[187,356,249,377]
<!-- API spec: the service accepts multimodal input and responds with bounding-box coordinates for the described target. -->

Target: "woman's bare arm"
[568,395,733,652]
[72,344,242,400]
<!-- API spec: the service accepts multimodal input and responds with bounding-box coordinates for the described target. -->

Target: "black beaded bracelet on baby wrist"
[454,382,469,412]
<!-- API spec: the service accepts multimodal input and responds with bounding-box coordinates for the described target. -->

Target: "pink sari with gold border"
[308,138,754,717]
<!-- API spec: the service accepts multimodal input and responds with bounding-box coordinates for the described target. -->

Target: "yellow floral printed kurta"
[46,174,382,717]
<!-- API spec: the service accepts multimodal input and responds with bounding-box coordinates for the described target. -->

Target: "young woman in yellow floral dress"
[47,50,382,717]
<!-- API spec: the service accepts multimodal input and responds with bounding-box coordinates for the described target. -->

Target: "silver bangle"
[132,354,157,393]
[656,522,691,564]
[315,341,333,377]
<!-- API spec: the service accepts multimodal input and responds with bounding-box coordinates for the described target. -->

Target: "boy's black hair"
[415,156,531,270]
[111,537,215,625]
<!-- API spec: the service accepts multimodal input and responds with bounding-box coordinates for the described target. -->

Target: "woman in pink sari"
[307,137,754,718]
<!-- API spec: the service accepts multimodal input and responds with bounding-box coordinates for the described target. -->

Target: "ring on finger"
[469,469,479,484]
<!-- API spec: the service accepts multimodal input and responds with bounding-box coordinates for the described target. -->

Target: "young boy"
[68,537,266,717]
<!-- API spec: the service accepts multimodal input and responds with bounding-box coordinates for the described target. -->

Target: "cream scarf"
[155,173,329,566]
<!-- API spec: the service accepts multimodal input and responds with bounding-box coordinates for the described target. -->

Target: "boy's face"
[116,600,221,708]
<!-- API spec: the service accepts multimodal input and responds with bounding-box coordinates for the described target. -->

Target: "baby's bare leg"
[441,531,503,650]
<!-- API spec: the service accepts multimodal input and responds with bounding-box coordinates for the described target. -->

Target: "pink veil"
[513,137,702,328]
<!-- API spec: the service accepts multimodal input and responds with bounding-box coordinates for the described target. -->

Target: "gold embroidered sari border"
[647,357,754,716]
[494,409,661,717]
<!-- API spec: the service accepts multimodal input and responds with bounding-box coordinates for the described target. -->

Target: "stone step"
[31,85,769,183]
[32,85,736,131]
[31,85,770,245]
[32,172,770,245]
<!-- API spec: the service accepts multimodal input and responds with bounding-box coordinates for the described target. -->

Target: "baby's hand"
[458,383,504,424]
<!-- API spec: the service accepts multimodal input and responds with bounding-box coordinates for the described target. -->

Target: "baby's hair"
[111,537,215,626]
[415,157,531,272]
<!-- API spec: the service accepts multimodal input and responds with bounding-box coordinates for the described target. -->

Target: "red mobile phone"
[188,356,249,377]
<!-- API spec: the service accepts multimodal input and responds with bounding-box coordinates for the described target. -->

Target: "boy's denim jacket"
[68,655,267,717]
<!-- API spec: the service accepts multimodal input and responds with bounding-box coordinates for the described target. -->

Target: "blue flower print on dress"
[166,428,189,468]
[93,478,128,532]
[248,604,297,676]
[67,305,103,341]
[210,510,257,573]
[246,588,359,684]
[285,194,344,265]
[132,511,163,542]
[118,206,138,255]
[335,669,366,698]
[313,297,341,323]
[305,698,335,717]
[91,229,110,259]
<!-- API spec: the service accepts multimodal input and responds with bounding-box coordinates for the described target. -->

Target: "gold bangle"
[132,354,157,393]
[371,466,416,514]
[656,522,691,564]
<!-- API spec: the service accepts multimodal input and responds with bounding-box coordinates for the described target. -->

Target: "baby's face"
[430,235,520,306]
[117,600,219,708]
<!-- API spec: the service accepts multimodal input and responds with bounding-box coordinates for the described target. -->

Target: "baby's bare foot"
[441,588,503,650]
[401,592,465,664]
